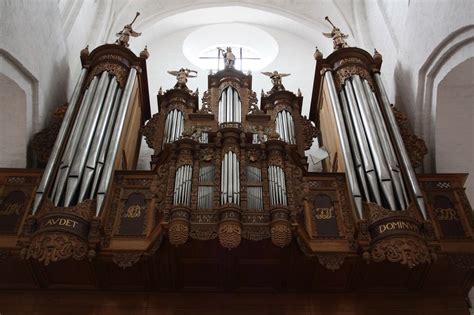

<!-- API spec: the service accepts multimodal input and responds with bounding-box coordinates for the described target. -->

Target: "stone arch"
[435,57,474,200]
[0,49,39,167]
[414,25,474,172]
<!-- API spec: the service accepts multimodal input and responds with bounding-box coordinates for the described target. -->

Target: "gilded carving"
[299,115,319,150]
[242,225,270,241]
[168,220,189,246]
[334,63,374,92]
[371,237,431,268]
[392,107,428,168]
[25,233,88,265]
[141,113,161,149]
[316,253,346,271]
[270,221,292,248]
[86,62,129,89]
[31,104,68,166]
[189,225,218,240]
[112,252,142,269]
[218,221,241,249]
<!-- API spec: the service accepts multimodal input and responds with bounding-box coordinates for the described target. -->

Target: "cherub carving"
[322,16,349,51]
[262,71,290,93]
[167,68,197,90]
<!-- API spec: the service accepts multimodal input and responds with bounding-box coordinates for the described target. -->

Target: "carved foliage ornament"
[316,253,346,271]
[299,115,319,150]
[218,221,242,249]
[393,107,428,168]
[31,104,68,166]
[112,252,142,269]
[334,62,374,92]
[141,113,161,149]
[371,236,431,268]
[25,233,88,266]
[86,62,129,89]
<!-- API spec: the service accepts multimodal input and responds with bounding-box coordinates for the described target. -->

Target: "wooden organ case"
[0,24,473,315]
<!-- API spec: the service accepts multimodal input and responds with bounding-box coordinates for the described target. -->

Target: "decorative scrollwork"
[393,107,428,169]
[141,113,161,149]
[86,63,128,89]
[299,115,319,150]
[316,253,346,271]
[270,221,292,248]
[371,236,431,268]
[25,233,88,266]
[218,221,241,249]
[168,220,189,246]
[112,252,142,269]
[31,104,68,166]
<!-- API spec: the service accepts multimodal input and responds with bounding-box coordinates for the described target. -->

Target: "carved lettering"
[45,218,79,228]
[435,207,459,221]
[378,221,418,234]
[0,203,22,215]
[315,207,334,219]
[122,205,143,218]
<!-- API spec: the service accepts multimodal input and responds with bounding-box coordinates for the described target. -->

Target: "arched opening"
[0,73,27,168]
[435,57,474,200]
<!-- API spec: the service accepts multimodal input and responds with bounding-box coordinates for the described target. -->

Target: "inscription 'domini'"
[377,220,419,234]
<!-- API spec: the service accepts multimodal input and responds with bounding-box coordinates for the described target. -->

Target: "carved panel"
[311,194,339,238]
[117,192,147,236]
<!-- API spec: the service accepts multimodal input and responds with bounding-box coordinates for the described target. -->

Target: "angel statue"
[261,71,290,93]
[115,12,142,47]
[218,47,236,69]
[322,16,349,51]
[167,68,198,90]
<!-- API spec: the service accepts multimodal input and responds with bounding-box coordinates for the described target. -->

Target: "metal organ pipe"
[90,88,122,198]
[52,76,99,206]
[363,80,408,209]
[339,90,371,202]
[343,81,382,205]
[374,74,428,219]
[64,71,111,207]
[268,165,287,206]
[96,68,138,215]
[275,111,296,144]
[78,77,119,202]
[32,68,88,214]
[324,71,363,218]
[220,151,240,205]
[351,75,397,210]
[219,87,241,124]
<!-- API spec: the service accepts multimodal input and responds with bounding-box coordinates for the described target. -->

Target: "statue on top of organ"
[3,15,470,282]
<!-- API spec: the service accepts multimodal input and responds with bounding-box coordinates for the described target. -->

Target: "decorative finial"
[80,45,89,58]
[314,46,323,60]
[261,89,266,98]
[139,45,149,59]
[167,68,197,91]
[218,47,236,69]
[322,16,349,51]
[262,71,291,93]
[158,86,163,95]
[115,12,142,48]
[373,48,382,65]
[297,88,302,97]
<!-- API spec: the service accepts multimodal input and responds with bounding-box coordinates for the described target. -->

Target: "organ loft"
[0,14,473,314]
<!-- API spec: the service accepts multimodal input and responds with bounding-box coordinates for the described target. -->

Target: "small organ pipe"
[96,68,137,215]
[163,109,171,145]
[32,68,88,214]
[352,75,397,210]
[288,111,295,144]
[324,71,364,218]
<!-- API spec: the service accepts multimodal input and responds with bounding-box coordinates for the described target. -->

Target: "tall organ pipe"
[374,73,428,219]
[363,80,408,209]
[344,82,382,205]
[53,76,99,205]
[351,75,396,210]
[32,69,88,214]
[90,88,123,198]
[78,79,119,202]
[339,90,371,202]
[64,71,111,206]
[96,68,138,215]
[324,71,363,218]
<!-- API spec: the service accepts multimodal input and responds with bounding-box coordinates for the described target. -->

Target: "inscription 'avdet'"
[44,218,79,228]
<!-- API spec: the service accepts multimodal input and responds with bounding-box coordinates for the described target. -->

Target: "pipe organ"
[218,86,241,123]
[220,151,240,205]
[163,108,184,145]
[275,110,296,144]
[2,19,472,305]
